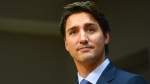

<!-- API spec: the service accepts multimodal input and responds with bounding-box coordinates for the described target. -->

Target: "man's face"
[65,12,109,63]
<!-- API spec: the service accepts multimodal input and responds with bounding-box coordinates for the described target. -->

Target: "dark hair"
[59,1,110,54]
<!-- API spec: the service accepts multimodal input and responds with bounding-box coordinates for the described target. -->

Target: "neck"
[75,56,106,78]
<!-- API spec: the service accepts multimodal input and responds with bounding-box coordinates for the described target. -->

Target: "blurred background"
[0,0,149,84]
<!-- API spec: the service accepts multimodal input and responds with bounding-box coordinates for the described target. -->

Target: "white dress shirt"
[78,58,110,84]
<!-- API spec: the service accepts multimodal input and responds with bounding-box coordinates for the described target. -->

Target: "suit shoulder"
[127,75,148,84]
[115,69,148,84]
[116,69,138,77]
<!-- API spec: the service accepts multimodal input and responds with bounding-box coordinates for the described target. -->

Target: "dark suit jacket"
[75,62,148,84]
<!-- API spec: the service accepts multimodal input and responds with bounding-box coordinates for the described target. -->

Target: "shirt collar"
[78,58,110,84]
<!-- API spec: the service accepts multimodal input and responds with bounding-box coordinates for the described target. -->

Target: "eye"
[87,28,96,33]
[70,30,78,35]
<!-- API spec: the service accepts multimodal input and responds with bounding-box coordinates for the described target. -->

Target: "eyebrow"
[84,23,98,28]
[67,26,79,33]
[66,23,98,33]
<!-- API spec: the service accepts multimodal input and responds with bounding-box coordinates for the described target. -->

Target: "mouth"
[77,46,93,52]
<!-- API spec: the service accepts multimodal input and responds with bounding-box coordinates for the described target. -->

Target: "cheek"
[65,39,77,51]
[90,34,105,51]
[65,41,69,51]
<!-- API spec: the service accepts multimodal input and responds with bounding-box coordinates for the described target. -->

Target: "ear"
[104,31,110,44]
[64,38,69,51]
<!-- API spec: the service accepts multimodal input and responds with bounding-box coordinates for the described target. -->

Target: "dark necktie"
[80,79,92,84]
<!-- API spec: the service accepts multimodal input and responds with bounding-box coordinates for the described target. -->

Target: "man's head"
[59,1,110,54]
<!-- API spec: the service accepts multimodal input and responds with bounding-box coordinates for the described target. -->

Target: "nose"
[79,31,88,44]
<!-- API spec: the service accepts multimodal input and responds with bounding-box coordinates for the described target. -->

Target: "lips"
[77,46,93,52]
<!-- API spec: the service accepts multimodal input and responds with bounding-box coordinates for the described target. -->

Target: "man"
[59,1,148,84]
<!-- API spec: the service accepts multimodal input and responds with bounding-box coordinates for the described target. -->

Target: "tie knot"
[80,79,92,84]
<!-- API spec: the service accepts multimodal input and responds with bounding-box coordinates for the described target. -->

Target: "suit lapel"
[96,62,116,84]
[75,63,117,84]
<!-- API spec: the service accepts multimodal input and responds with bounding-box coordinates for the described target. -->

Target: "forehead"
[65,12,99,29]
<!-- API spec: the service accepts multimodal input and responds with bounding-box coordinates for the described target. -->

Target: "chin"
[79,54,97,61]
